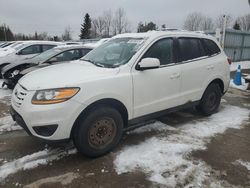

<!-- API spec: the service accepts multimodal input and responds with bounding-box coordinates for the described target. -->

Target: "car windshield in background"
[81,38,145,68]
[33,48,61,63]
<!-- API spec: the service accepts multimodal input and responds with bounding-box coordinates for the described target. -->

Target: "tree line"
[79,8,130,39]
[1,10,250,41]
[183,12,250,31]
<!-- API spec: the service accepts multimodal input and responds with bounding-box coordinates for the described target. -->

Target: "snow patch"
[114,105,249,187]
[0,147,77,182]
[0,80,12,99]
[0,116,22,134]
[230,79,249,91]
[235,160,250,171]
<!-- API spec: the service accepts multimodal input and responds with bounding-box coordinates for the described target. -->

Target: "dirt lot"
[0,83,249,188]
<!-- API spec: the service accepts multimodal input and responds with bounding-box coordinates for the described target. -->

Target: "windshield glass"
[81,38,145,68]
[32,48,61,63]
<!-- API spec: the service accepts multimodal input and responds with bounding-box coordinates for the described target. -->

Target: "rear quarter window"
[202,39,221,56]
[178,38,206,62]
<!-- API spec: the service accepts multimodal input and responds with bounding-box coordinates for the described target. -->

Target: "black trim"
[10,106,32,135]
[127,101,199,127]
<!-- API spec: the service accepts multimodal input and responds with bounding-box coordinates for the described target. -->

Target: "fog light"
[33,124,58,137]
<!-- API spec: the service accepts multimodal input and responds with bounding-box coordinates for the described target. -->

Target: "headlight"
[32,88,80,105]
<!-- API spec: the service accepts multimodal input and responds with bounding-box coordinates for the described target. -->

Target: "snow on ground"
[0,80,12,99]
[0,116,22,134]
[230,61,250,72]
[0,146,77,182]
[236,160,250,171]
[114,105,249,187]
[230,79,249,91]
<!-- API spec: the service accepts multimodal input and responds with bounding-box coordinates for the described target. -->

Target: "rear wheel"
[73,106,124,157]
[197,83,222,116]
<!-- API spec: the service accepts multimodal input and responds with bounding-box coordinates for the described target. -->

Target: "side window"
[81,48,92,57]
[50,50,80,62]
[20,45,41,55]
[202,39,221,56]
[42,45,56,52]
[178,38,206,62]
[142,38,174,65]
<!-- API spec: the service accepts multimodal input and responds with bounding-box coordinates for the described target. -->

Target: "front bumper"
[11,84,86,141]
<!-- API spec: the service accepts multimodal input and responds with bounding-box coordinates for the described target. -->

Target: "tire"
[73,106,124,157]
[197,83,222,116]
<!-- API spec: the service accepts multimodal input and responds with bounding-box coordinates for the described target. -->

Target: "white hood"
[0,48,15,57]
[19,61,120,90]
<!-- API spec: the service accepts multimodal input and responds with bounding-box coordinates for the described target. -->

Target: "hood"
[20,63,49,75]
[19,61,120,90]
[0,48,15,57]
[1,59,36,74]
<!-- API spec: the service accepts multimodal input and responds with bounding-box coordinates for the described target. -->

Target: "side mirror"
[16,51,22,55]
[137,58,160,71]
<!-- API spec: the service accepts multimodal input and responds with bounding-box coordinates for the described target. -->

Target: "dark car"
[1,45,93,89]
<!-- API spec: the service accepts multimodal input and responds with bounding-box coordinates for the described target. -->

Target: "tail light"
[227,58,232,65]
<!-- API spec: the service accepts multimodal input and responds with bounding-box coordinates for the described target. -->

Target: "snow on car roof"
[113,30,213,40]
[54,44,94,50]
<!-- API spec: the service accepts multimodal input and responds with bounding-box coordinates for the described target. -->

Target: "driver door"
[132,38,182,118]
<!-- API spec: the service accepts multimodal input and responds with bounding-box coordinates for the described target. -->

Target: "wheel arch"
[207,78,224,94]
[70,98,129,138]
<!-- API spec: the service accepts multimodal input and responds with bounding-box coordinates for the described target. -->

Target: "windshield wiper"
[81,59,105,68]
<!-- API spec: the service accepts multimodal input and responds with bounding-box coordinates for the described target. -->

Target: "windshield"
[32,48,61,63]
[81,38,145,68]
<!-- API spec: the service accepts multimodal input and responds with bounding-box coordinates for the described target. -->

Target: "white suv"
[10,31,230,157]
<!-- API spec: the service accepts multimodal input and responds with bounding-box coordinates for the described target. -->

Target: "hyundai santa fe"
[10,31,230,157]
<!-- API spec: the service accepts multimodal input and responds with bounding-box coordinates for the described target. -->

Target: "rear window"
[178,38,206,62]
[202,39,221,56]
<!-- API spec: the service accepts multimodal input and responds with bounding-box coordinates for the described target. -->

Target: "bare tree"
[201,16,214,31]
[215,14,233,29]
[103,10,113,37]
[237,14,250,31]
[93,17,105,37]
[113,8,129,34]
[183,12,204,31]
[62,26,72,41]
[183,12,214,31]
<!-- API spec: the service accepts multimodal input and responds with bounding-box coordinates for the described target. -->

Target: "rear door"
[177,37,213,103]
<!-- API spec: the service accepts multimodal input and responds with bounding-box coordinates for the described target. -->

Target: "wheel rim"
[88,117,117,149]
[205,92,218,111]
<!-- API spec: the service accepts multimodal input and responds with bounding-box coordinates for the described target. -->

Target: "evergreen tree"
[137,22,157,33]
[0,24,14,41]
[233,21,241,30]
[80,13,92,39]
[35,32,38,40]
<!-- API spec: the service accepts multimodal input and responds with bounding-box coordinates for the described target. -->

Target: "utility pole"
[221,15,227,49]
[3,24,7,41]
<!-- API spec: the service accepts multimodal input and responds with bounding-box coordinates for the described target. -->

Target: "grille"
[12,84,27,108]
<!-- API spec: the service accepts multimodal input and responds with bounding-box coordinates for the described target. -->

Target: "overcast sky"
[0,0,249,39]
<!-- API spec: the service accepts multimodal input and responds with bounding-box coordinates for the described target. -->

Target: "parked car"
[10,31,230,157]
[2,45,93,89]
[0,41,61,73]
[0,41,16,48]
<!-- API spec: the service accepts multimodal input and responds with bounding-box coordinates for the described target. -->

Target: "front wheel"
[73,106,124,157]
[197,83,222,116]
